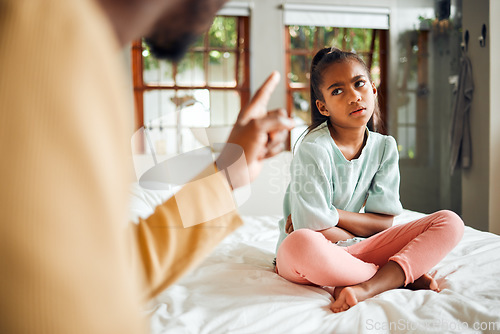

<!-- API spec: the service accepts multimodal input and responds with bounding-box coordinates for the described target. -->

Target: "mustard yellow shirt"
[0,0,242,333]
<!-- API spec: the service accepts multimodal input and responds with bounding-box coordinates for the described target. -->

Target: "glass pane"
[177,89,210,128]
[397,94,416,125]
[192,34,205,48]
[157,60,174,85]
[351,28,369,51]
[143,90,177,127]
[143,57,160,84]
[372,34,380,65]
[176,52,205,86]
[288,26,301,49]
[209,17,237,48]
[396,126,417,159]
[397,126,408,158]
[397,102,408,124]
[331,29,346,49]
[370,58,381,88]
[289,54,310,84]
[208,52,237,87]
[143,90,158,125]
[343,28,354,50]
[210,90,240,126]
[318,26,338,48]
[397,31,419,91]
[292,91,310,124]
[407,94,417,123]
[289,26,315,50]
[407,126,416,159]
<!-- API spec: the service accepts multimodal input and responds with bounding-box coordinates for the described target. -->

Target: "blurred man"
[0,0,293,332]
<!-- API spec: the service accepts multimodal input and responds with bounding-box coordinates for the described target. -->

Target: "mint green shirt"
[276,122,403,252]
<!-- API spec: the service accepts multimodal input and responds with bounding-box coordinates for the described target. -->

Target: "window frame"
[131,16,250,131]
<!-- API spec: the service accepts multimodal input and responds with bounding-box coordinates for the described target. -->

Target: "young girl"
[275,47,464,313]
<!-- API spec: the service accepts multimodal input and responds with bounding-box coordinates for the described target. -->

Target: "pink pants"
[276,210,464,287]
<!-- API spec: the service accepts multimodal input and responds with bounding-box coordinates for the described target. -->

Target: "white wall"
[458,0,500,233]
[462,0,489,231]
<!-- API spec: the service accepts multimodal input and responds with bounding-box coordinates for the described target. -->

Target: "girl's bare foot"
[331,285,369,313]
[330,261,406,313]
[330,272,440,313]
[406,273,440,292]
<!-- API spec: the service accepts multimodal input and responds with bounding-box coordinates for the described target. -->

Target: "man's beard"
[144,32,199,63]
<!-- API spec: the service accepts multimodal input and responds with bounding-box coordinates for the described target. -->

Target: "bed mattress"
[141,210,500,334]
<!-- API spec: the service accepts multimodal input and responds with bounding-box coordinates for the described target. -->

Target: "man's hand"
[216,72,294,189]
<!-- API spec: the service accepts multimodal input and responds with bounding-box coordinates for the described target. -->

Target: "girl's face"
[316,60,377,130]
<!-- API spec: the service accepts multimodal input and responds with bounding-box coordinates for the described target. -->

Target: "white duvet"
[138,207,500,334]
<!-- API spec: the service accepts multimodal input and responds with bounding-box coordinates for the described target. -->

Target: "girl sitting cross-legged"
[274,47,464,313]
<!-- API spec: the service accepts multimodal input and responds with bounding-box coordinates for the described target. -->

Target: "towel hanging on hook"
[450,44,474,174]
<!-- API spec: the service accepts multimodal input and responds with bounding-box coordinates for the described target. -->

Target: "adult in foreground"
[0,0,293,333]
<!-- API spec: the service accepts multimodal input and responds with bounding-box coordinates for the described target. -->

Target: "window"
[396,29,430,162]
[131,16,250,155]
[285,26,388,132]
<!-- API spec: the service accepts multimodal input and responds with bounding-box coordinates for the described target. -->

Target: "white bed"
[130,153,500,334]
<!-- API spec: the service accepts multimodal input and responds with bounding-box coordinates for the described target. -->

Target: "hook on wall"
[479,24,487,47]
[461,30,469,52]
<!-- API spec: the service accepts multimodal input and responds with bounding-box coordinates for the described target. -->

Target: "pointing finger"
[238,71,281,123]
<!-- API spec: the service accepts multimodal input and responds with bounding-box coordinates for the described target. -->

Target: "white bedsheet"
[144,210,500,334]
